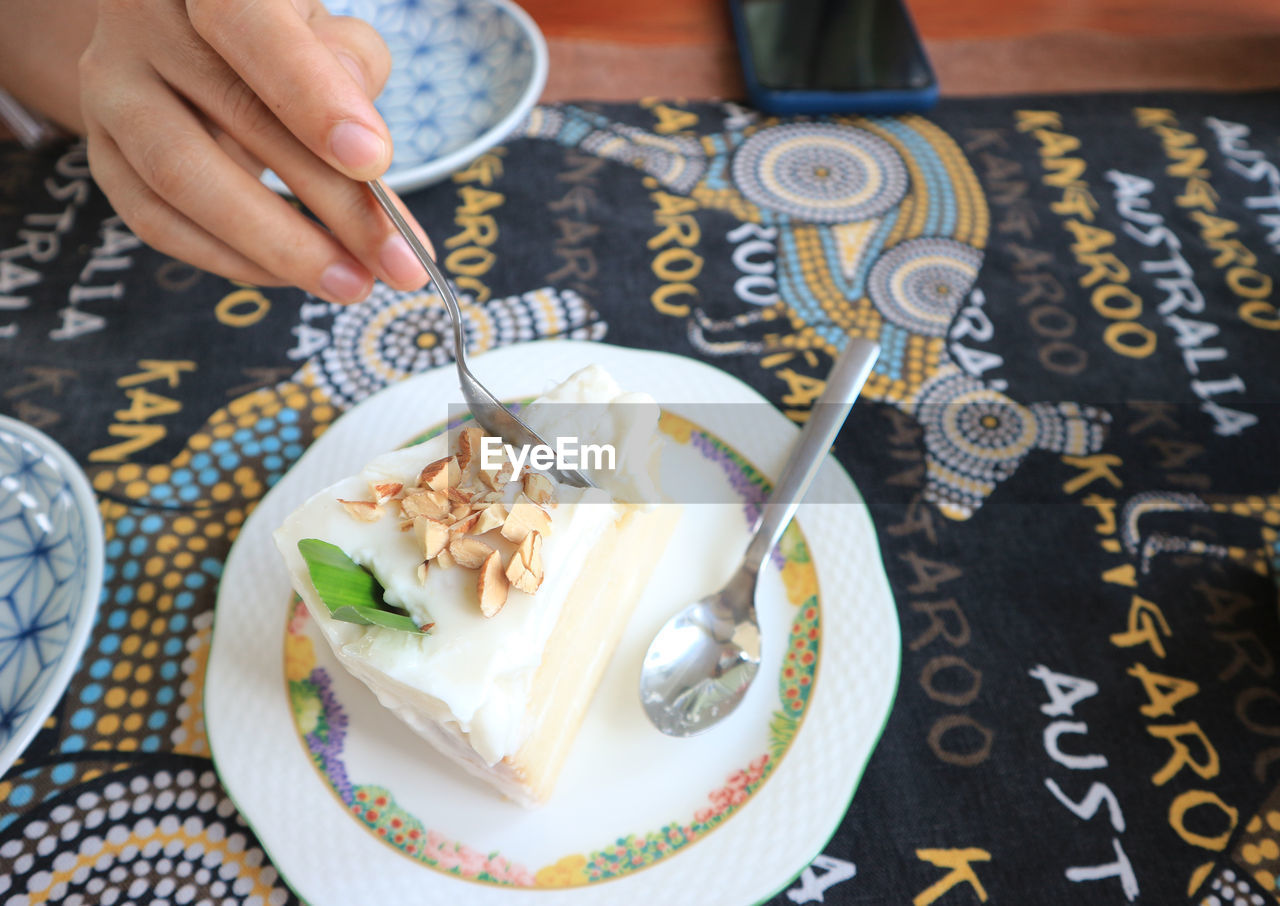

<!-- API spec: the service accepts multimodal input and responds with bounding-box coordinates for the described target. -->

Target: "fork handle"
[367,180,468,364]
[743,338,880,571]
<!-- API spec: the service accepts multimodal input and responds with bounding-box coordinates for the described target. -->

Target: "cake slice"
[274,365,679,806]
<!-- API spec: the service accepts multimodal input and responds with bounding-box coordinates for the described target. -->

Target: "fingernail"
[329,121,386,173]
[336,52,368,94]
[380,234,426,286]
[320,261,369,303]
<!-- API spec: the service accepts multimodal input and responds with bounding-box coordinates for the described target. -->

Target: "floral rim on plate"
[282,411,821,889]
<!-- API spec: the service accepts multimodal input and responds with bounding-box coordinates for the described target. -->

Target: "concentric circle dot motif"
[313,283,603,409]
[0,768,291,906]
[731,123,908,222]
[918,372,1038,477]
[868,238,984,337]
[912,367,1110,519]
[0,428,88,752]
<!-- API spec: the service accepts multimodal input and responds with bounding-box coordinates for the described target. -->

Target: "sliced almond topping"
[448,535,494,569]
[478,460,514,492]
[516,530,541,567]
[416,561,430,585]
[399,519,414,532]
[500,494,553,543]
[435,548,456,569]
[504,553,531,594]
[505,530,544,594]
[456,426,485,474]
[339,499,383,522]
[418,456,460,491]
[445,486,473,505]
[449,502,473,522]
[477,550,509,617]
[450,511,482,535]
[521,472,555,507]
[401,488,450,520]
[414,516,450,560]
[472,503,507,535]
[370,482,404,505]
[528,530,545,583]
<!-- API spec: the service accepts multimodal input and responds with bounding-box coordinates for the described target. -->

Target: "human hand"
[79,0,431,304]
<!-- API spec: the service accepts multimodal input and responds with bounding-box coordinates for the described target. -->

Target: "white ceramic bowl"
[0,416,104,778]
[266,0,547,194]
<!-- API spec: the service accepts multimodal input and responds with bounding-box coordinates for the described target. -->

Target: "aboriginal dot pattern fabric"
[309,284,604,409]
[731,123,910,223]
[4,91,1280,905]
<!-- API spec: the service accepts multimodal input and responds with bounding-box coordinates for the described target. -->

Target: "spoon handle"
[743,338,880,571]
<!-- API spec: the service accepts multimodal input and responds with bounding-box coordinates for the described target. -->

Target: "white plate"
[0,415,104,778]
[205,340,900,905]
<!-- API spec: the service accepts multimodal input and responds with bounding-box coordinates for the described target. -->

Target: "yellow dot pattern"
[791,225,884,336]
[90,381,335,509]
[1205,493,1280,575]
[5,372,340,902]
[173,612,214,756]
[902,114,991,250]
[43,380,335,795]
[691,184,761,224]
[1231,801,1280,897]
[862,122,930,249]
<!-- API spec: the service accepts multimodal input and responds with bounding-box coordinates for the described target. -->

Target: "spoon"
[366,179,593,488]
[639,338,880,736]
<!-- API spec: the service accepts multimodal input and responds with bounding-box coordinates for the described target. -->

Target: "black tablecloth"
[3,94,1280,905]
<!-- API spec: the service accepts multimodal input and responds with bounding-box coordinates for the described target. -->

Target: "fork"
[367,179,594,489]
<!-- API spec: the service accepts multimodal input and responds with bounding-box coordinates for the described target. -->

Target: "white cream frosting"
[274,365,661,765]
[521,366,662,504]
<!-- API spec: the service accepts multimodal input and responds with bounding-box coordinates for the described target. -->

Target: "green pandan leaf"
[330,604,424,633]
[298,539,385,610]
[298,539,429,634]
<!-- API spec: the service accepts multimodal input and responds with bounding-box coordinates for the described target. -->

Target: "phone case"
[728,0,939,115]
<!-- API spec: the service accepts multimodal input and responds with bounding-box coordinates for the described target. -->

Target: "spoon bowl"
[640,570,761,735]
[639,339,880,736]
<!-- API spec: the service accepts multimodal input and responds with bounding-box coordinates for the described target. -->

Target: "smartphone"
[728,0,938,115]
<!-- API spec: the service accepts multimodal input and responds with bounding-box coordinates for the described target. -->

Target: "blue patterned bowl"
[266,0,547,194]
[0,416,103,778]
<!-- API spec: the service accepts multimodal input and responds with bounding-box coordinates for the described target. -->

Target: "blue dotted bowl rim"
[265,0,548,196]
[0,414,105,780]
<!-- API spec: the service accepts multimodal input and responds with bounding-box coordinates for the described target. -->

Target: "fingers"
[86,128,284,288]
[82,0,432,303]
[209,126,266,179]
[186,0,392,179]
[89,72,375,304]
[150,42,429,291]
[312,15,392,101]
[379,182,437,260]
